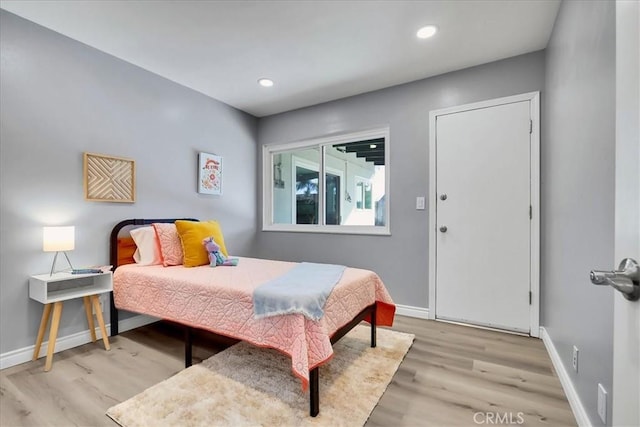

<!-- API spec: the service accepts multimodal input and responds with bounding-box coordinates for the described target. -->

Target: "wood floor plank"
[415,366,575,421]
[0,316,576,427]
[472,359,568,398]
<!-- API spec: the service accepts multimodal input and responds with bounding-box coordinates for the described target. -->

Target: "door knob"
[590,258,640,301]
[440,194,447,201]
[439,226,448,233]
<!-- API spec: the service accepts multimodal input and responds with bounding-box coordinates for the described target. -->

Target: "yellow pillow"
[175,220,228,267]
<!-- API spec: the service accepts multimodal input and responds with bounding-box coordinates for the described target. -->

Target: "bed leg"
[371,303,377,348]
[109,292,119,336]
[184,326,193,368]
[310,367,319,417]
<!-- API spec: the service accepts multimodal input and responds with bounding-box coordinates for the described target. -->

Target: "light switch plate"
[416,196,425,210]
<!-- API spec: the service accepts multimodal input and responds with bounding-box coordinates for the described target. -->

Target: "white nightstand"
[29,271,113,371]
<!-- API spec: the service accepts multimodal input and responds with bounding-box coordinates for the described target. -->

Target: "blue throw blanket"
[253,262,346,321]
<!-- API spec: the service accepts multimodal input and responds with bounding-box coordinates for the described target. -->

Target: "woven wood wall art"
[84,153,136,203]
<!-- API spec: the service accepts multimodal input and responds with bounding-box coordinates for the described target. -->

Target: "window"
[263,128,390,235]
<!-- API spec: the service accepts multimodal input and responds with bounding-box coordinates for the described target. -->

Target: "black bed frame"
[109,218,377,417]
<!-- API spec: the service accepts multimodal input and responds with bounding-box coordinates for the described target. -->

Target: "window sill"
[262,224,391,236]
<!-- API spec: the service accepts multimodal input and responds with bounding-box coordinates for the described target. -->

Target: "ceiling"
[0,0,560,117]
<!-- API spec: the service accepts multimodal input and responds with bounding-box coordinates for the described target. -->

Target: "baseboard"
[117,314,159,334]
[0,314,158,370]
[539,327,591,427]
[395,304,429,319]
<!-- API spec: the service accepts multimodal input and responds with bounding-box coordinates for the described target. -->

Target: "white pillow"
[130,226,162,266]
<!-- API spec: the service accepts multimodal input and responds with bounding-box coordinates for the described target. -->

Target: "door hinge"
[529,205,532,219]
[529,119,533,134]
[529,291,532,305]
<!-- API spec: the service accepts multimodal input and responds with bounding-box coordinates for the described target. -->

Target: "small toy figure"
[203,237,239,267]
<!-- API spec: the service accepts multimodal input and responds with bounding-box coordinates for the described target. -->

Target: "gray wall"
[0,11,258,354]
[256,51,545,307]
[542,1,615,426]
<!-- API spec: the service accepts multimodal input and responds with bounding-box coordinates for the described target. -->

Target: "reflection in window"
[325,173,341,225]
[355,179,372,210]
[296,166,318,224]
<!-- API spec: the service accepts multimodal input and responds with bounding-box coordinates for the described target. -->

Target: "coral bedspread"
[113,257,395,389]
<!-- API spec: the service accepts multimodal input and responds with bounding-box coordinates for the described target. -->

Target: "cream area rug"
[107,325,414,427]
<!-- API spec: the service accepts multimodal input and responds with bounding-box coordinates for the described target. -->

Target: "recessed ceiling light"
[258,78,274,87]
[370,144,377,149]
[416,25,438,39]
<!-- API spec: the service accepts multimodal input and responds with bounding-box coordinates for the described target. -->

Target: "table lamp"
[43,226,75,275]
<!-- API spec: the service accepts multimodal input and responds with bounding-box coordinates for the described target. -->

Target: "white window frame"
[263,127,391,235]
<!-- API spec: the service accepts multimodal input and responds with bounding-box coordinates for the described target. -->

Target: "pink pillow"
[152,223,183,266]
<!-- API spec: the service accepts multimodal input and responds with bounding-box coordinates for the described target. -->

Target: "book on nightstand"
[70,265,112,274]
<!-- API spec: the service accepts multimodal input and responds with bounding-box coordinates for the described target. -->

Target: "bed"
[109,218,396,417]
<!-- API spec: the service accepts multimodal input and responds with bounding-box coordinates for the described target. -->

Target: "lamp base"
[50,251,74,276]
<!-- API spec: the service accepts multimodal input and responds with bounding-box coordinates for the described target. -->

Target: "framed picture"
[198,152,223,195]
[84,152,135,203]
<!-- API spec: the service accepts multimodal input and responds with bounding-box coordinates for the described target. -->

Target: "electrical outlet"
[416,196,425,210]
[572,346,579,372]
[597,383,607,423]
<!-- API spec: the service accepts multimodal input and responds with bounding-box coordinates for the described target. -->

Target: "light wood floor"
[0,316,576,426]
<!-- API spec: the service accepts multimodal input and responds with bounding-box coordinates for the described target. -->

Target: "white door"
[434,98,534,333]
[612,2,639,424]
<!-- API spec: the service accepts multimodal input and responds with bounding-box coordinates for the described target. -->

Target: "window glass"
[264,129,389,234]
[272,148,319,225]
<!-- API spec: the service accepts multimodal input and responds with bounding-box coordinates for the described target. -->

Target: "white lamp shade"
[43,226,75,252]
